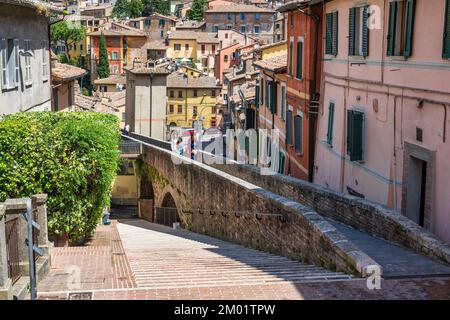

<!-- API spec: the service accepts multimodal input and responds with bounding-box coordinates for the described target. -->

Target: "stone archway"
[155,192,182,227]
[138,168,156,222]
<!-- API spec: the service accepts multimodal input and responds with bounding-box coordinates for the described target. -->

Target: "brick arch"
[155,185,186,228]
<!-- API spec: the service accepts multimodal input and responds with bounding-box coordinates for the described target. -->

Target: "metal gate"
[154,207,180,227]
[5,217,21,284]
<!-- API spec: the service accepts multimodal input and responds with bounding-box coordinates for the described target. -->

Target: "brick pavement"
[37,219,450,300]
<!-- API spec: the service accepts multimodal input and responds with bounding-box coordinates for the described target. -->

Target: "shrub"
[0,112,120,243]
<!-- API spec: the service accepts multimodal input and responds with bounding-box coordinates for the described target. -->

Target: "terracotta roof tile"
[253,53,287,72]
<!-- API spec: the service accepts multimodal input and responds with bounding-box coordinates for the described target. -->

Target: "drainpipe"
[149,73,154,137]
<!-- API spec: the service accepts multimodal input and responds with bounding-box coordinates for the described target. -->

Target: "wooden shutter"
[296,40,303,79]
[362,6,370,57]
[14,39,19,87]
[1,38,7,89]
[387,1,397,56]
[327,102,335,145]
[270,81,277,115]
[265,79,269,108]
[289,41,293,76]
[347,110,364,161]
[245,108,254,129]
[444,0,450,58]
[278,152,285,174]
[255,80,260,108]
[403,0,416,57]
[348,7,356,56]
[294,115,303,154]
[325,13,333,54]
[286,110,293,145]
[332,11,339,55]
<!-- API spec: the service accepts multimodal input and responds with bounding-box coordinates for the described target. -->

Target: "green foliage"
[97,33,110,79]
[188,0,208,21]
[0,112,120,243]
[112,0,131,18]
[50,21,86,60]
[129,0,144,18]
[59,53,69,64]
[142,0,170,16]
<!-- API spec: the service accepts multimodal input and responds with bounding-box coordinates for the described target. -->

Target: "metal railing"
[5,217,21,285]
[119,140,141,154]
[154,207,180,227]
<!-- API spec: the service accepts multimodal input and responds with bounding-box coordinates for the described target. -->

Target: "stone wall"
[209,162,450,266]
[138,142,380,277]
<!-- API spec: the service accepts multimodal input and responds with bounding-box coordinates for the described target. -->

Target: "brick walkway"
[37,219,450,300]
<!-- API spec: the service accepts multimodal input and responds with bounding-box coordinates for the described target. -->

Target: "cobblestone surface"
[37,219,450,300]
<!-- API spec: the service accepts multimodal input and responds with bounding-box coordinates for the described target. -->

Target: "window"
[159,19,165,27]
[226,24,232,30]
[73,43,77,50]
[193,89,198,97]
[122,112,126,121]
[170,90,174,98]
[255,79,260,108]
[178,90,183,98]
[227,13,232,20]
[185,43,189,51]
[387,0,416,57]
[286,110,293,145]
[24,40,32,86]
[193,106,198,115]
[327,102,335,146]
[211,89,216,97]
[281,86,286,121]
[111,51,118,59]
[444,0,450,58]
[201,44,205,54]
[349,6,370,57]
[224,54,228,62]
[275,23,280,30]
[254,25,260,34]
[278,152,285,174]
[213,25,219,32]
[255,13,261,20]
[294,113,303,154]
[325,11,339,55]
[240,13,246,20]
[240,25,246,33]
[1,38,20,89]
[174,43,181,51]
[289,40,293,76]
[80,44,83,52]
[177,104,182,114]
[267,81,277,114]
[169,104,174,113]
[347,110,364,161]
[212,45,216,52]
[296,38,303,80]
[225,33,228,39]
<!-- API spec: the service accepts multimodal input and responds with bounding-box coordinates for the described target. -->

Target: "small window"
[325,12,339,55]
[281,86,286,121]
[169,104,174,113]
[174,43,181,51]
[170,90,174,98]
[224,54,228,62]
[193,89,198,97]
[255,13,261,20]
[24,40,32,86]
[111,51,118,60]
[185,43,189,51]
[327,102,335,146]
[240,13,246,20]
[288,40,293,76]
[213,25,219,32]
[177,104,183,114]
[240,25,246,33]
[254,25,260,34]
[178,90,183,98]
[212,45,215,52]
[122,112,126,121]
[226,24,232,30]
[227,13,232,20]
[296,39,303,80]
[286,110,293,145]
[201,44,205,54]
[211,89,216,97]
[225,33,228,39]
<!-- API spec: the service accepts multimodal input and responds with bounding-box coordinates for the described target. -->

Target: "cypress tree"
[97,33,110,79]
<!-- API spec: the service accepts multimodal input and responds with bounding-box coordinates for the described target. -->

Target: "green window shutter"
[362,6,370,57]
[265,79,269,108]
[286,110,293,145]
[261,79,264,105]
[255,81,260,109]
[270,81,277,114]
[387,1,397,56]
[347,110,364,161]
[278,152,285,174]
[332,11,339,55]
[296,40,303,79]
[403,0,416,57]
[443,0,450,58]
[294,115,303,154]
[325,13,333,54]
[327,102,335,145]
[289,41,293,76]
[348,7,356,56]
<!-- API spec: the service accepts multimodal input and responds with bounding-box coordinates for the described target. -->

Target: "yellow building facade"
[166,72,220,129]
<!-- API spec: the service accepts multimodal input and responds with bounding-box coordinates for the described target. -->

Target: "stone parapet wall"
[138,141,381,277]
[210,163,450,266]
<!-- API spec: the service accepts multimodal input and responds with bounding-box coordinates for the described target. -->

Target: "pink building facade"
[314,0,450,243]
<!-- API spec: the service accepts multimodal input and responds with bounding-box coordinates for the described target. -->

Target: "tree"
[129,0,144,18]
[97,32,110,79]
[142,0,170,16]
[50,21,86,60]
[188,0,208,21]
[112,0,130,18]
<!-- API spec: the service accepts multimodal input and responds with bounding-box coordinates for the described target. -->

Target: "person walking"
[176,137,184,156]
[124,123,130,136]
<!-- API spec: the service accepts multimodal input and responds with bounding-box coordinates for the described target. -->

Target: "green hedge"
[0,112,120,243]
